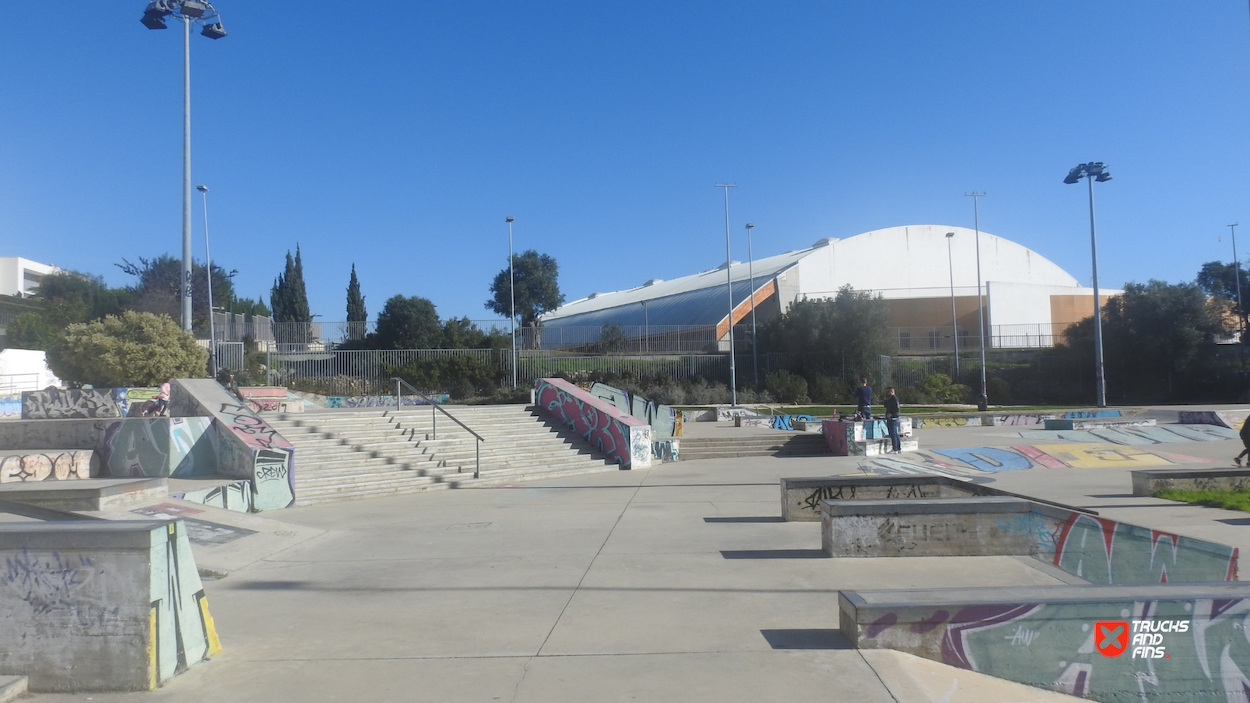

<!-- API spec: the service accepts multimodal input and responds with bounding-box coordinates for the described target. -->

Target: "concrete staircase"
[265,405,619,505]
[678,433,829,461]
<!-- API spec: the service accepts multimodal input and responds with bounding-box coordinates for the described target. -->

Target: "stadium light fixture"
[1063,162,1113,408]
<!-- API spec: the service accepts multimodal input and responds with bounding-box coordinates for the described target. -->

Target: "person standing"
[883,386,902,453]
[1236,420,1250,466]
[855,379,873,419]
[155,378,172,417]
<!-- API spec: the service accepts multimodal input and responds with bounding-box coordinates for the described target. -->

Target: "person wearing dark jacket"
[855,379,872,418]
[883,387,902,453]
[1236,420,1250,466]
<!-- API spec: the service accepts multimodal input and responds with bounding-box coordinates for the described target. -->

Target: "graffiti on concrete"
[0,451,95,482]
[21,388,121,419]
[857,442,1209,478]
[771,414,817,431]
[916,416,982,429]
[1046,512,1238,583]
[1,548,119,630]
[152,520,221,684]
[96,418,215,478]
[0,394,20,419]
[1020,424,1239,446]
[652,440,679,462]
[867,597,1250,701]
[535,378,651,470]
[989,414,1046,426]
[589,382,681,437]
[326,394,448,408]
[174,480,255,513]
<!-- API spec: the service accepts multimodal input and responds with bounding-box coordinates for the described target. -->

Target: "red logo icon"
[1095,621,1129,657]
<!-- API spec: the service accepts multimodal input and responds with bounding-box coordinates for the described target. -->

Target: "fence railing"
[0,373,40,394]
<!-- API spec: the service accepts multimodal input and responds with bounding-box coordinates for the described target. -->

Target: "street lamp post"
[746,223,759,389]
[1231,223,1245,342]
[197,184,216,378]
[945,231,960,379]
[506,216,517,389]
[715,184,738,407]
[139,1,227,332]
[1064,162,1113,408]
[965,193,988,410]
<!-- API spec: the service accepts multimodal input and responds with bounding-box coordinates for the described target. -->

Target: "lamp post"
[196,184,216,378]
[1063,162,1113,408]
[139,1,227,332]
[746,223,759,389]
[1231,223,1245,342]
[506,216,517,389]
[715,184,738,406]
[965,193,988,410]
[945,231,959,379]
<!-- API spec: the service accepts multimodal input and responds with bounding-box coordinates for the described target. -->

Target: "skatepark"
[2,388,1249,702]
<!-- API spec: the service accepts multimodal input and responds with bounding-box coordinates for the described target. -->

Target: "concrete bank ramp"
[1178,409,1249,430]
[861,649,1084,702]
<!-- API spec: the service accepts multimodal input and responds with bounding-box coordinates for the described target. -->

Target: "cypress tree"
[270,245,312,343]
[347,263,367,338]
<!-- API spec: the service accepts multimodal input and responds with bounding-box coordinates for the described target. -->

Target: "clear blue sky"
[2,1,1249,323]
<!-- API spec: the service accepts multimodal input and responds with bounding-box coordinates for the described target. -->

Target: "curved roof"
[541,225,1079,328]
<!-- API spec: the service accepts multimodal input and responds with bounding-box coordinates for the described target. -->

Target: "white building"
[540,225,1118,351]
[0,258,61,298]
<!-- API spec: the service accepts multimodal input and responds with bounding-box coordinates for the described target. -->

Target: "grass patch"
[675,404,1099,416]
[1155,488,1250,513]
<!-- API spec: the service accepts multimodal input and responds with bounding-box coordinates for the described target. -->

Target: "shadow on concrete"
[1218,518,1250,526]
[703,516,786,524]
[760,629,852,650]
[720,549,826,560]
[230,581,313,590]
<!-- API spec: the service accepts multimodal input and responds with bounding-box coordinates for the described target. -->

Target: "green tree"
[1060,279,1228,401]
[116,255,236,330]
[599,323,626,354]
[485,250,565,331]
[270,246,312,343]
[758,285,891,382]
[47,311,209,387]
[441,317,508,349]
[375,295,442,349]
[36,270,125,326]
[228,296,271,317]
[346,264,367,340]
[1197,261,1249,335]
[5,312,61,350]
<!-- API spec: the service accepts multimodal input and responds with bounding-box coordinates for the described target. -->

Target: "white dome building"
[539,225,1116,352]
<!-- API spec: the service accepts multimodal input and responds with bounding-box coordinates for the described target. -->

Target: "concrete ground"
[29,404,1250,703]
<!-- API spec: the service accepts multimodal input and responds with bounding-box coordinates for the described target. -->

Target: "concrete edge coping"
[840,581,1250,612]
[0,477,166,498]
[1133,467,1250,480]
[0,519,175,550]
[819,496,1051,517]
[0,676,27,703]
[781,475,1099,516]
[0,500,103,522]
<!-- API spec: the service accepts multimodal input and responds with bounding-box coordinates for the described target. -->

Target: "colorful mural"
[857,442,1210,478]
[861,597,1250,701]
[96,418,215,478]
[588,382,681,437]
[0,450,96,482]
[325,394,448,408]
[1020,424,1238,446]
[535,378,651,470]
[0,394,21,419]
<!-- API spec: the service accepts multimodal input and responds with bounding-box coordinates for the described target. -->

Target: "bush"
[47,311,208,387]
[987,377,1013,404]
[916,373,972,404]
[766,370,809,404]
[808,375,851,404]
[5,312,61,351]
[451,378,476,401]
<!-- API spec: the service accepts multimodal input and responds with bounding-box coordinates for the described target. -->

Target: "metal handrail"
[390,377,485,479]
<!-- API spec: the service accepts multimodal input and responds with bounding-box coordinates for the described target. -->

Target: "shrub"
[766,370,809,404]
[987,377,1013,404]
[451,378,476,401]
[47,311,208,387]
[808,375,851,404]
[5,312,61,351]
[916,373,972,403]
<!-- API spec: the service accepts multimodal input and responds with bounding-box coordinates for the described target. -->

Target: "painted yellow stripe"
[199,596,223,656]
[148,606,158,689]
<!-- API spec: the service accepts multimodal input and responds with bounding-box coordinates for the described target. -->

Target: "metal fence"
[890,323,1071,352]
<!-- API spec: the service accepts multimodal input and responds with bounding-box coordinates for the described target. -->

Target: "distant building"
[539,225,1119,352]
[0,258,61,298]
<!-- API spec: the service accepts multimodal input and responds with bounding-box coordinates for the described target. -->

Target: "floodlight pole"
[746,223,758,389]
[506,216,517,389]
[198,185,216,378]
[1086,174,1106,407]
[945,232,960,379]
[1231,223,1245,341]
[716,184,738,407]
[181,15,193,332]
[966,192,988,410]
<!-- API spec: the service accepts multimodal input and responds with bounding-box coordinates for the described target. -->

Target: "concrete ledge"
[0,477,166,511]
[0,676,27,703]
[819,496,1239,583]
[840,582,1250,701]
[1132,467,1250,496]
[1043,417,1156,430]
[779,475,1094,522]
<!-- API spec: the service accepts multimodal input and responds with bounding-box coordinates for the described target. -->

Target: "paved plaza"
[29,405,1250,703]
